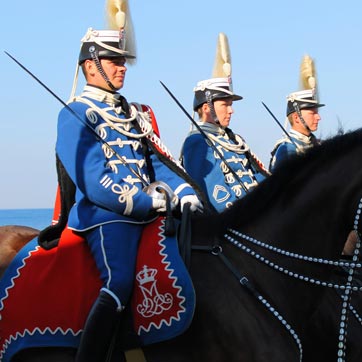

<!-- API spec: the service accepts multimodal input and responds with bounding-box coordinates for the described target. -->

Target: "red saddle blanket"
[0,217,195,362]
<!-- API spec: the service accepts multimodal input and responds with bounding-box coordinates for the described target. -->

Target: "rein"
[191,197,362,362]
[191,243,303,361]
[224,229,362,361]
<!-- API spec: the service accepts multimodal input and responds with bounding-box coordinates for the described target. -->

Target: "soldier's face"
[100,57,127,90]
[85,57,127,91]
[299,108,321,133]
[212,99,234,128]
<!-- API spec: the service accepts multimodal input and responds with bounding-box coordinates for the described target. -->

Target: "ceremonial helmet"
[70,0,136,98]
[193,33,243,111]
[286,89,325,116]
[193,77,243,111]
[286,55,325,116]
[78,28,136,65]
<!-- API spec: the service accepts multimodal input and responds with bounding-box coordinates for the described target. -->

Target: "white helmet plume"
[212,32,232,78]
[300,54,318,96]
[105,0,136,64]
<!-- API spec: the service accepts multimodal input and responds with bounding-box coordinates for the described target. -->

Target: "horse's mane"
[270,128,362,181]
[233,128,362,219]
[218,127,362,229]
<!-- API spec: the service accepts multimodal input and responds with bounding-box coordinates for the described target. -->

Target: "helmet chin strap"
[90,48,117,91]
[205,90,221,126]
[293,101,311,134]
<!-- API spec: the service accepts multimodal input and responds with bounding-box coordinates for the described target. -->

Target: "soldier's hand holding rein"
[180,195,204,213]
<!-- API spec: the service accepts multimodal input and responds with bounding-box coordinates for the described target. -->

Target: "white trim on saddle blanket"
[0,217,195,361]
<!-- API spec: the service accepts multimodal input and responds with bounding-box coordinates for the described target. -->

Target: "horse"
[0,225,39,278]
[2,128,362,362]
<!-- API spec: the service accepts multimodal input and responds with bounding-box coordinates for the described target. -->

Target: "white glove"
[151,198,167,213]
[170,194,179,211]
[145,181,178,212]
[180,195,204,213]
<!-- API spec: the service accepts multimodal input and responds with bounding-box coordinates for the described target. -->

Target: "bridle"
[188,197,362,362]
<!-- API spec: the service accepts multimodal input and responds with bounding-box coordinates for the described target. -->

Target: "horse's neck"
[0,225,39,278]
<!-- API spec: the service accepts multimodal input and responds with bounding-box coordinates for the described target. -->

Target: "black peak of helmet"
[193,77,243,111]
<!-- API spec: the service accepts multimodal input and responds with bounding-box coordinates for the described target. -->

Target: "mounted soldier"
[269,55,325,173]
[54,1,203,360]
[181,33,269,213]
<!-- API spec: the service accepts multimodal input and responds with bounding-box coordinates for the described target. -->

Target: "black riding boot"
[76,290,122,362]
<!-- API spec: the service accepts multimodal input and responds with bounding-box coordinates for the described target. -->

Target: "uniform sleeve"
[183,134,215,189]
[270,142,297,173]
[56,104,153,220]
[183,134,230,212]
[148,147,196,199]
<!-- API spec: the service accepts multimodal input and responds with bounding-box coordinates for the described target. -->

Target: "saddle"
[0,215,195,362]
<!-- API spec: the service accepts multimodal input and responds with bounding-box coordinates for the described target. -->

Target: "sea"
[0,208,54,230]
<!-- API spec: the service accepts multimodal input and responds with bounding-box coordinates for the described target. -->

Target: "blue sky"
[1,0,361,209]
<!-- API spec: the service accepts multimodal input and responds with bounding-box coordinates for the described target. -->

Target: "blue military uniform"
[57,84,196,302]
[269,88,325,173]
[269,129,320,173]
[182,76,268,213]
[66,25,202,362]
[182,122,266,213]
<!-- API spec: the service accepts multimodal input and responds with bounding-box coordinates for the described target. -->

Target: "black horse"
[139,128,362,362]
[5,128,362,361]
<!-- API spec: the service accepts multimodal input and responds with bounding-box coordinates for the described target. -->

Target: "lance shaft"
[261,101,298,148]
[160,81,249,194]
[5,51,149,187]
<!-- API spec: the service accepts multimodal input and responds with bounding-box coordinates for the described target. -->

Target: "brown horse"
[0,225,39,278]
[3,128,362,361]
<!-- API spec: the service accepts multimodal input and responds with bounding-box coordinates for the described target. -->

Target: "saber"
[160,81,249,194]
[261,101,298,148]
[5,50,149,188]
